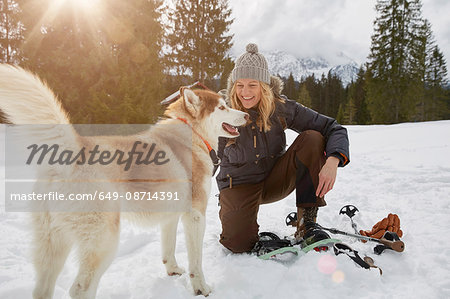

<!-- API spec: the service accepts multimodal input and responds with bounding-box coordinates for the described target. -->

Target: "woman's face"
[235,79,261,109]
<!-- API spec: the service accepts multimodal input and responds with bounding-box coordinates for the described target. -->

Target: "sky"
[228,0,450,66]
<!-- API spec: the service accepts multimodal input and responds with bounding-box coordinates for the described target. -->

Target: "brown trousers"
[218,130,326,253]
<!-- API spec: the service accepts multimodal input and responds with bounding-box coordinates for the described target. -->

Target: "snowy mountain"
[329,62,361,86]
[264,50,360,86]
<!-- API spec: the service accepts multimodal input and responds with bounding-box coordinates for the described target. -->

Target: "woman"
[216,43,349,253]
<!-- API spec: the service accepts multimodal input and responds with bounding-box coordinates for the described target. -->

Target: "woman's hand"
[316,156,340,198]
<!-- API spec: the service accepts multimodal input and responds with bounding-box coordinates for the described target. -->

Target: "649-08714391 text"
[9,191,181,201]
[100,191,180,201]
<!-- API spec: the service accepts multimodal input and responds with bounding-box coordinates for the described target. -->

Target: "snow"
[1,121,450,298]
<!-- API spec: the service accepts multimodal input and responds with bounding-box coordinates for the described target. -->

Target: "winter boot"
[294,206,318,241]
[302,222,331,246]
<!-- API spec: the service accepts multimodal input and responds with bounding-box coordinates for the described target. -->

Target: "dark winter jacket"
[215,76,349,191]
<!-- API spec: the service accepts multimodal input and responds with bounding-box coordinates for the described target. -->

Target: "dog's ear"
[218,89,231,106]
[181,87,200,116]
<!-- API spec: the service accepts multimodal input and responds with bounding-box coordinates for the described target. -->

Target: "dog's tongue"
[222,123,239,136]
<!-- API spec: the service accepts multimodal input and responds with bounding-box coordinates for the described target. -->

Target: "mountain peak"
[263,50,360,85]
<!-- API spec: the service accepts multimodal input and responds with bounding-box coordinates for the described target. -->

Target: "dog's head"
[165,88,248,139]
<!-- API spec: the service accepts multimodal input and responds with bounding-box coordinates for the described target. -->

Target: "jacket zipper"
[227,174,232,189]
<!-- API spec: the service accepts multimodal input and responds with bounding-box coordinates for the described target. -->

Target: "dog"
[0,64,248,298]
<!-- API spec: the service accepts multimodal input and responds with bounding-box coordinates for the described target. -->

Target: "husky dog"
[0,64,248,298]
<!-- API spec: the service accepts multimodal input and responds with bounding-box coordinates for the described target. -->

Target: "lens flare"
[332,270,345,283]
[317,254,337,274]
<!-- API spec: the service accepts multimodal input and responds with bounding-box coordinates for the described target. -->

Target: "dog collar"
[176,117,221,166]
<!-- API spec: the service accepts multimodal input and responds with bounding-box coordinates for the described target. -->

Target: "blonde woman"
[215,44,350,253]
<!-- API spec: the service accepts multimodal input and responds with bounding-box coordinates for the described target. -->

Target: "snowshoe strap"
[258,231,281,241]
[252,236,292,257]
[333,243,371,269]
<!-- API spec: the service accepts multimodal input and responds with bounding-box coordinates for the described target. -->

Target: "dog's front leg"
[161,216,185,276]
[181,209,211,296]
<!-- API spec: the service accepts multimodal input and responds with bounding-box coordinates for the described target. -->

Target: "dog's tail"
[0,64,70,125]
[0,64,80,153]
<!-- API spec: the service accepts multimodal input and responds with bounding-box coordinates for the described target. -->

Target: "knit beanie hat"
[231,43,271,84]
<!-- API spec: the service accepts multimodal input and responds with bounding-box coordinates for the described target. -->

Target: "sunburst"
[54,0,101,11]
[23,0,106,55]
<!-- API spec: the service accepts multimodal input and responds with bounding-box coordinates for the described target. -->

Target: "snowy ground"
[1,121,450,298]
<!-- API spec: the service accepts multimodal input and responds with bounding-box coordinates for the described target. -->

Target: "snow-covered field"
[1,121,450,298]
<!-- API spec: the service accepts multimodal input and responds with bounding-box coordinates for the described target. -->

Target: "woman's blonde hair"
[230,81,277,132]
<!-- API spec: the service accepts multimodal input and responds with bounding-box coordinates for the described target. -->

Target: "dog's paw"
[163,258,185,276]
[167,265,185,276]
[69,281,89,299]
[190,275,212,296]
[194,283,212,297]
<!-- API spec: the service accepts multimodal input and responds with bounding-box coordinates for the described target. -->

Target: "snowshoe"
[255,230,341,261]
[254,232,299,260]
[300,238,341,253]
[301,222,334,252]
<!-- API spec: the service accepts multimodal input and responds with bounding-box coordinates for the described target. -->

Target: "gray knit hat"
[231,43,271,84]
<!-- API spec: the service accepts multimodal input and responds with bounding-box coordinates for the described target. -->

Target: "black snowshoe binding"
[301,222,332,252]
[252,232,292,257]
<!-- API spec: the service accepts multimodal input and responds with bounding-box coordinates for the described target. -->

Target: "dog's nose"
[244,113,249,121]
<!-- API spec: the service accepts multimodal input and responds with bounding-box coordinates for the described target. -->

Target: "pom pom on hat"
[246,43,258,54]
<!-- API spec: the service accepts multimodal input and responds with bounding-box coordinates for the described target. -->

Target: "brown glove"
[359,213,403,240]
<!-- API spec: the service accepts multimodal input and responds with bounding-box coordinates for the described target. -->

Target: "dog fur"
[0,64,248,298]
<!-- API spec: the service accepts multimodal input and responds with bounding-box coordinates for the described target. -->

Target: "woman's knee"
[291,130,325,157]
[219,209,259,253]
[219,229,258,253]
[300,130,325,147]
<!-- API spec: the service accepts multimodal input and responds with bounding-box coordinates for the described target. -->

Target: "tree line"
[282,0,449,124]
[0,0,448,125]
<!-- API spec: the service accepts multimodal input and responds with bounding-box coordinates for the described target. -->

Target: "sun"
[54,0,101,11]
[24,0,106,50]
[74,0,100,10]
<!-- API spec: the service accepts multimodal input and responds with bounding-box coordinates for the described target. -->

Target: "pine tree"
[0,0,24,63]
[297,83,312,108]
[165,0,233,82]
[19,0,110,120]
[323,71,344,118]
[366,0,427,123]
[317,74,327,113]
[97,0,166,124]
[444,88,450,120]
[344,96,358,124]
[424,45,448,120]
[301,74,321,112]
[283,73,298,100]
[18,0,166,124]
[411,18,432,121]
[336,103,345,124]
[347,67,370,124]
